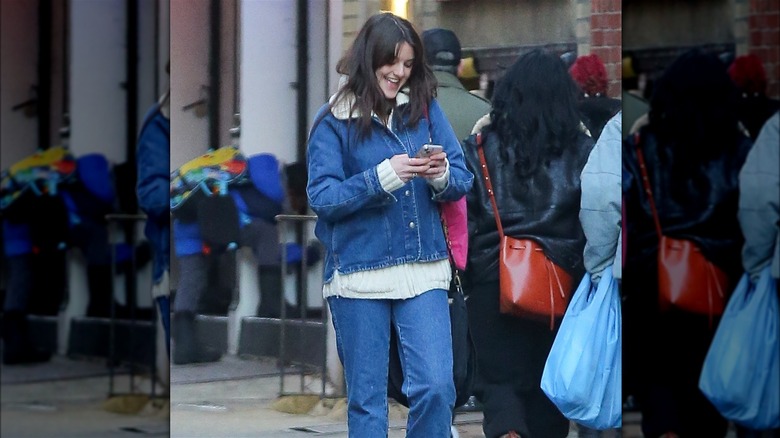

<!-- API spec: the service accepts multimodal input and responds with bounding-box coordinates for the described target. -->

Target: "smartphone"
[415,144,444,158]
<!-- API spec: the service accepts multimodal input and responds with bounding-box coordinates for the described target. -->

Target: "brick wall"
[588,0,622,98]
[748,0,780,98]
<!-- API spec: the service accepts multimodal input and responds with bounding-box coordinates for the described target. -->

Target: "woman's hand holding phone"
[416,145,447,180]
[415,144,444,158]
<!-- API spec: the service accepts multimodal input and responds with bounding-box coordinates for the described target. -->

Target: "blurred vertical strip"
[38,0,52,150]
[209,0,221,150]
[747,0,779,99]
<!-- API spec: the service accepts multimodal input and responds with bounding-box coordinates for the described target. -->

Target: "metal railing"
[105,213,158,399]
[274,213,331,398]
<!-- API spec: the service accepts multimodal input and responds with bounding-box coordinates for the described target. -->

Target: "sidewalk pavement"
[1,356,168,438]
[168,355,495,437]
[1,354,661,438]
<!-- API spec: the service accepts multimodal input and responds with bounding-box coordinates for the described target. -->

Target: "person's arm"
[580,111,622,283]
[738,112,780,280]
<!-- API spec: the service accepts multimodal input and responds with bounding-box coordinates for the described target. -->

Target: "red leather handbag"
[657,236,727,317]
[476,133,573,329]
[634,135,727,325]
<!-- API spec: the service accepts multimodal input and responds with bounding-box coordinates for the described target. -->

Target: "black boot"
[2,311,52,365]
[172,312,221,365]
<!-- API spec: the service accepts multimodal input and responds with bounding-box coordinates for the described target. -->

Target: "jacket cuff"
[377,159,404,193]
[428,159,450,192]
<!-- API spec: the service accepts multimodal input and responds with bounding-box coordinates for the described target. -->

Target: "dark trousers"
[466,279,570,438]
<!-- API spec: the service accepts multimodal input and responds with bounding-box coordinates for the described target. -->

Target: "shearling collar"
[470,114,492,135]
[329,87,410,121]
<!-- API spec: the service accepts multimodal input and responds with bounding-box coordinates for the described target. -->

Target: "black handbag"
[387,229,477,408]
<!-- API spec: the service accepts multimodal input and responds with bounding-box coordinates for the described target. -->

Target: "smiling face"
[375,42,414,101]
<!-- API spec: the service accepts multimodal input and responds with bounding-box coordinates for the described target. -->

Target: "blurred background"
[1,0,170,436]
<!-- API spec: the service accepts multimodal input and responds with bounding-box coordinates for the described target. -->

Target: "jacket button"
[409,221,415,228]
[405,190,411,196]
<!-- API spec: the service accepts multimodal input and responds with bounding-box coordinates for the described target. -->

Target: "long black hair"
[648,48,741,179]
[489,49,582,178]
[331,12,437,139]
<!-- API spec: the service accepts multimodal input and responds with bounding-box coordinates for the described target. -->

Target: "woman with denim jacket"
[306,12,474,437]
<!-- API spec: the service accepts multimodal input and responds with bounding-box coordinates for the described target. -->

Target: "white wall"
[240,0,297,162]
[0,0,40,166]
[69,0,126,162]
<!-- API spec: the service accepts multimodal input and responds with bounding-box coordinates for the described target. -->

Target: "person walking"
[306,12,473,437]
[461,49,595,438]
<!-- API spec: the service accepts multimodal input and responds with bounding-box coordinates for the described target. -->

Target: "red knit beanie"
[569,54,608,97]
[728,54,767,96]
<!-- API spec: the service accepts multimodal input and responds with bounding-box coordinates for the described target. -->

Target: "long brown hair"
[331,12,437,140]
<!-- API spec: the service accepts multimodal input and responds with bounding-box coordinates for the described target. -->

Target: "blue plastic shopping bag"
[541,266,622,430]
[699,266,779,430]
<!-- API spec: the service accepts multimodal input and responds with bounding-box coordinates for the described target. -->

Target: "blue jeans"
[328,289,455,438]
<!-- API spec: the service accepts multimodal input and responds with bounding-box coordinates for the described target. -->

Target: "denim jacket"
[307,92,474,283]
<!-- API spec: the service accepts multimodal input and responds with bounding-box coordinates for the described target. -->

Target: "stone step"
[193,314,229,354]
[67,316,156,367]
[238,316,326,368]
[26,315,59,353]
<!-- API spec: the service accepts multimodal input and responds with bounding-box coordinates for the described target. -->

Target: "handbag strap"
[634,132,663,239]
[475,132,505,239]
[545,258,567,330]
